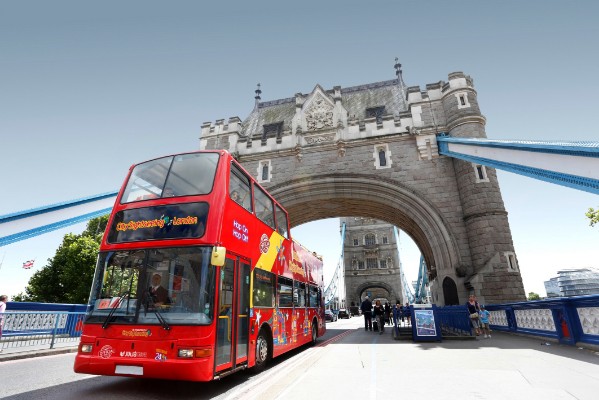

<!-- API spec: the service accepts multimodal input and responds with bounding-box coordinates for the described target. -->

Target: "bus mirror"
[211,246,226,266]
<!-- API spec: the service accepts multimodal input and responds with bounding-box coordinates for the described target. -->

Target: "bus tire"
[311,320,318,346]
[253,329,270,373]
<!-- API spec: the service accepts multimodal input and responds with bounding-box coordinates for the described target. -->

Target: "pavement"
[0,343,78,362]
[234,317,599,400]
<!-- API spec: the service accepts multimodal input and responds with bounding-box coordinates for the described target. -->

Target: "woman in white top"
[0,295,7,352]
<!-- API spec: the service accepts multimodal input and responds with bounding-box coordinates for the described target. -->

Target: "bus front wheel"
[254,330,270,372]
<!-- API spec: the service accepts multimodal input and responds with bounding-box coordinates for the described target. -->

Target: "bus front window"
[86,247,216,326]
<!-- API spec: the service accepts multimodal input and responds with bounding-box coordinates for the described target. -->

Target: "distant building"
[544,277,561,298]
[545,268,599,297]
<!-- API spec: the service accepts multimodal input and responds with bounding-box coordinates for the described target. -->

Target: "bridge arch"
[269,173,462,281]
[354,281,397,303]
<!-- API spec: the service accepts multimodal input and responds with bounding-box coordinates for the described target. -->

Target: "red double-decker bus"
[74,150,325,381]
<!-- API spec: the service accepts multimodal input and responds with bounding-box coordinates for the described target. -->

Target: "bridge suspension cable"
[393,227,414,304]
[324,222,345,308]
[413,255,429,304]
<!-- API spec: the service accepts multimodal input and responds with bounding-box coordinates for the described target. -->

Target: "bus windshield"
[121,152,220,203]
[86,247,216,326]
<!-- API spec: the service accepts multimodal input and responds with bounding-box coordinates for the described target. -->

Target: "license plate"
[115,365,143,375]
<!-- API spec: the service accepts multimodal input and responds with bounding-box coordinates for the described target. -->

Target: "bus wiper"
[102,292,129,329]
[143,288,170,331]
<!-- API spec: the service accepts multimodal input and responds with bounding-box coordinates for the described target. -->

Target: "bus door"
[215,255,250,372]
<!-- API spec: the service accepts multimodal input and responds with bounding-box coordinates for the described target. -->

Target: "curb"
[0,347,78,362]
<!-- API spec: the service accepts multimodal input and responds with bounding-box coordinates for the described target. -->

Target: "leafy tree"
[18,215,109,303]
[586,207,599,227]
[527,292,541,301]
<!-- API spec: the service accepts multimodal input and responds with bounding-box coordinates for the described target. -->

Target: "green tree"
[527,292,541,301]
[19,215,109,303]
[586,207,599,227]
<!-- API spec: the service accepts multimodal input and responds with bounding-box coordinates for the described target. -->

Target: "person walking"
[466,294,481,336]
[360,296,373,331]
[384,302,391,326]
[0,295,7,353]
[373,300,385,334]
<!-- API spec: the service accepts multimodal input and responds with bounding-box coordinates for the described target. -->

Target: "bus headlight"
[80,344,93,353]
[178,349,194,358]
[177,348,212,358]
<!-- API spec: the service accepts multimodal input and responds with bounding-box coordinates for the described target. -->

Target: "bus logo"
[259,234,270,254]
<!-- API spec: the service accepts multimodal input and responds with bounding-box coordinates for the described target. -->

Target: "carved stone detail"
[305,135,334,145]
[306,95,334,131]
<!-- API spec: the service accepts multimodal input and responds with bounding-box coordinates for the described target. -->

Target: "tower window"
[366,106,385,124]
[382,236,388,244]
[365,234,376,246]
[366,258,378,269]
[379,259,387,268]
[472,163,489,183]
[378,149,386,167]
[353,238,359,246]
[257,160,272,183]
[455,92,471,109]
[373,144,392,169]
[358,261,365,270]
[506,252,518,271]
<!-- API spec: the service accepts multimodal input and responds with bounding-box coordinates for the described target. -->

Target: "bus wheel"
[311,323,318,346]
[254,330,270,372]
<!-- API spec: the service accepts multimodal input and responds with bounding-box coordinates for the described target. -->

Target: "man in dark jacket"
[360,296,373,331]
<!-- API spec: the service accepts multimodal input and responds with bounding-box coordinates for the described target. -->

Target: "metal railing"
[486,295,599,347]
[1,311,85,352]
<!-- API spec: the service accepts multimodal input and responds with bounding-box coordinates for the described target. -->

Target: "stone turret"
[441,72,525,303]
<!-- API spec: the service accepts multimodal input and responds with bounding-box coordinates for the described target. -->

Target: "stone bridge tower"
[342,217,404,307]
[199,62,526,305]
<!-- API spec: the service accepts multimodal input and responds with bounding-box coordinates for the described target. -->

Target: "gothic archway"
[269,173,462,282]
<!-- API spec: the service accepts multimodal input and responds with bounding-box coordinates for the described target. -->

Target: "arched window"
[365,234,376,246]
[378,149,386,167]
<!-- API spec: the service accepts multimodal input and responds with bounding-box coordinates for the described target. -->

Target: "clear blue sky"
[1,1,598,300]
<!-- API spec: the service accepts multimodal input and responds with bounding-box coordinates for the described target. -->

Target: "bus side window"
[254,186,275,229]
[229,164,252,212]
[274,205,289,239]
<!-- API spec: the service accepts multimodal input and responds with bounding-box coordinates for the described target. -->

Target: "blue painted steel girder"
[436,135,599,195]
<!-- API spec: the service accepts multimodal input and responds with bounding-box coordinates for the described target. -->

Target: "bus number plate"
[115,365,143,375]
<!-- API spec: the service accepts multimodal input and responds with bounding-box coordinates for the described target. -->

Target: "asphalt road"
[0,317,357,400]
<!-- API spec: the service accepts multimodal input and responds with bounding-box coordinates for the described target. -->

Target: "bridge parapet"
[486,295,599,348]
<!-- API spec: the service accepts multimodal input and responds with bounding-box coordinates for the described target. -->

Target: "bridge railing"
[0,311,85,351]
[486,295,599,347]
[0,302,87,352]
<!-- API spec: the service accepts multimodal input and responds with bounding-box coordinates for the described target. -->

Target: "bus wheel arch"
[253,325,272,373]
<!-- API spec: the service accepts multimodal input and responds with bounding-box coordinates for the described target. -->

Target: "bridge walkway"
[239,317,599,400]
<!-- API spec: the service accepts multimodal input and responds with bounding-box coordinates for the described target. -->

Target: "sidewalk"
[0,343,78,362]
[241,318,599,400]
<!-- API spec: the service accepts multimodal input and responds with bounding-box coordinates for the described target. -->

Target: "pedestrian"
[466,294,481,336]
[373,300,385,334]
[479,305,491,338]
[0,295,7,353]
[394,302,402,326]
[403,302,411,325]
[360,296,373,331]
[384,302,391,326]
